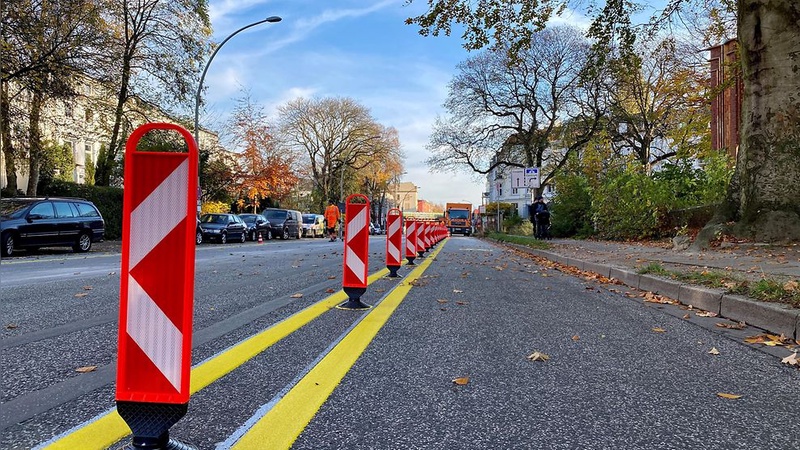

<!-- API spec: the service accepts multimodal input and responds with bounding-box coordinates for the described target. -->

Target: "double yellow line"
[42,242,444,449]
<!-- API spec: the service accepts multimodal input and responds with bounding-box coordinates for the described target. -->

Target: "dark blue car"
[199,213,247,244]
[1,197,105,257]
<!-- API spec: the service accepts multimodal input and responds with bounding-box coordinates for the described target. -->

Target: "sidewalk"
[501,238,800,340]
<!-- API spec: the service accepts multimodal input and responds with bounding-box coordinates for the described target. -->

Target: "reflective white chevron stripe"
[129,160,188,268]
[387,217,401,261]
[406,222,416,253]
[126,159,188,391]
[345,207,368,283]
[126,275,182,391]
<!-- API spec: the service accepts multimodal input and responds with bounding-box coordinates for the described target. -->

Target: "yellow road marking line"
[41,267,395,450]
[231,242,445,449]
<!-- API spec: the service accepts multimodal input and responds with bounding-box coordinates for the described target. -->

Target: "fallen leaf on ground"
[436,299,448,304]
[781,353,798,366]
[453,289,463,293]
[652,327,667,333]
[5,324,18,329]
[683,314,690,319]
[452,377,470,385]
[716,321,747,330]
[527,351,550,362]
[708,347,720,355]
[75,366,97,373]
[696,311,718,318]
[455,301,469,306]
[571,335,580,342]
[325,288,335,293]
[717,393,742,399]
[74,293,88,298]
[783,280,798,292]
[82,286,93,290]
[327,276,336,279]
[375,288,386,293]
[290,293,303,298]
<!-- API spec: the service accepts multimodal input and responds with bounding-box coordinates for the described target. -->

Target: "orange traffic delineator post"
[385,208,403,277]
[405,219,417,265]
[117,123,198,450]
[339,194,371,310]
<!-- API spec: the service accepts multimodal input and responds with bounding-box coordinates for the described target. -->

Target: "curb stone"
[497,241,800,340]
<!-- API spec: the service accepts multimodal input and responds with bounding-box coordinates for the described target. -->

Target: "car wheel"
[296,229,302,239]
[240,232,246,243]
[266,230,273,240]
[1,233,14,257]
[250,231,256,241]
[282,228,289,240]
[73,232,92,253]
[220,232,227,244]
[196,230,203,245]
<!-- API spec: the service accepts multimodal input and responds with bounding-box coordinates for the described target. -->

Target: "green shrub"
[592,165,674,240]
[506,220,533,236]
[549,173,593,238]
[42,180,124,239]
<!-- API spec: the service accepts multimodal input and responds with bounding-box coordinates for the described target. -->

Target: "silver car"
[301,214,325,238]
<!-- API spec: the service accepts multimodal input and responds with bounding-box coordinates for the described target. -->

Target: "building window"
[85,109,93,123]
[511,188,518,195]
[85,143,93,165]
[64,101,73,118]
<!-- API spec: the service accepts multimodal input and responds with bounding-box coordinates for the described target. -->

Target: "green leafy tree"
[94,0,212,187]
[406,0,800,241]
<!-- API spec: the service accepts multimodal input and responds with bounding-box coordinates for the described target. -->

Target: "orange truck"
[445,202,472,236]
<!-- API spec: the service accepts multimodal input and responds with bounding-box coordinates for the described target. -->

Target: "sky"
[201,1,596,207]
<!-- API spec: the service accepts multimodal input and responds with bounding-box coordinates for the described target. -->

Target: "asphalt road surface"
[1,236,798,449]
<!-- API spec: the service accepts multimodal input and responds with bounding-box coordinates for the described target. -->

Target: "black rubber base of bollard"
[387,265,401,277]
[338,287,371,310]
[406,257,416,265]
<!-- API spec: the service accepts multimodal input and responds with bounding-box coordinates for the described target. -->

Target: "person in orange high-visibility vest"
[324,199,341,242]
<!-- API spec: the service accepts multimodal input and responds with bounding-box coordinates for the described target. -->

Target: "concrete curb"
[499,241,800,340]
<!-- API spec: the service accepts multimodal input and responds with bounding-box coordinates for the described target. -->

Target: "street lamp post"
[193,16,282,211]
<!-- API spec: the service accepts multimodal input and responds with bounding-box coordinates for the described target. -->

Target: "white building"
[1,75,218,192]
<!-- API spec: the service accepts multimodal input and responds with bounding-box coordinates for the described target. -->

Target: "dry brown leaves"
[452,376,470,385]
[781,353,799,366]
[717,393,742,399]
[290,293,303,298]
[715,321,747,330]
[75,365,97,373]
[743,333,796,347]
[526,351,550,362]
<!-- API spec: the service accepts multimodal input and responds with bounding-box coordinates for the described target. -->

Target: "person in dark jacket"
[532,196,550,239]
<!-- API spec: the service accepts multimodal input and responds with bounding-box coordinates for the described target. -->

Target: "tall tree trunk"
[26,90,44,196]
[96,58,131,186]
[0,81,18,194]
[733,0,800,241]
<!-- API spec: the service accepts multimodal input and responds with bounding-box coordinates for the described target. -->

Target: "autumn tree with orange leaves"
[229,93,299,213]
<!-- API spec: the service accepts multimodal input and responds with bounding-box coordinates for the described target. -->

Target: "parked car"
[369,222,384,235]
[238,213,272,241]
[199,213,247,244]
[0,197,105,257]
[261,208,302,240]
[196,217,203,245]
[301,214,325,238]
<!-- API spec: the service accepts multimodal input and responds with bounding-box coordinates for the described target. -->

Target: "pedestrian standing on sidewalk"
[324,199,341,242]
[533,196,550,239]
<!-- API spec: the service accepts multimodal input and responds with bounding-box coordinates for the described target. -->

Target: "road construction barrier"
[340,194,371,309]
[385,208,403,277]
[405,220,417,265]
[117,123,197,449]
[416,222,427,258]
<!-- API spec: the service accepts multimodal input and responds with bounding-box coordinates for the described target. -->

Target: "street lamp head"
[265,16,282,23]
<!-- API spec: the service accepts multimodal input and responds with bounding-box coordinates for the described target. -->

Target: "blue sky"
[201,1,596,207]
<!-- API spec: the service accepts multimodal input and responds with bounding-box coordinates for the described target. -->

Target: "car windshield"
[202,214,227,224]
[263,211,286,220]
[302,215,317,224]
[449,210,469,220]
[240,215,256,224]
[0,199,34,219]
